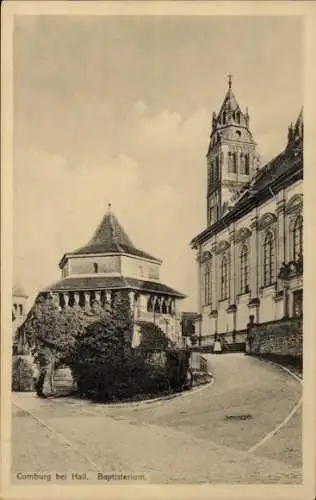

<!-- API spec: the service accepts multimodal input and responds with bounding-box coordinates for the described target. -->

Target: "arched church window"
[292,215,303,261]
[220,254,229,300]
[223,111,226,124]
[93,263,98,273]
[236,111,241,123]
[263,231,275,286]
[240,245,249,294]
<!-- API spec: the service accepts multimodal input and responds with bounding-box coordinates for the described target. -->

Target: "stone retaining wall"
[248,317,302,358]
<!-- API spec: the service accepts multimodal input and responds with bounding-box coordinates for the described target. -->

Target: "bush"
[72,350,170,401]
[12,356,35,392]
[166,348,190,392]
[137,321,172,349]
[71,346,191,401]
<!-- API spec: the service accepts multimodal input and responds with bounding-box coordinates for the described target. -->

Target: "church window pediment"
[201,250,212,262]
[216,240,230,254]
[285,194,303,214]
[258,212,277,231]
[235,227,251,243]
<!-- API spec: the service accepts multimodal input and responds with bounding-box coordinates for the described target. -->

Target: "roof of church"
[59,205,161,267]
[191,109,303,247]
[209,76,254,147]
[12,283,28,298]
[218,87,240,115]
[42,276,186,298]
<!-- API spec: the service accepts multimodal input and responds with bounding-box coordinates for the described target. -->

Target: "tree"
[57,306,89,364]
[21,296,89,397]
[112,291,133,351]
[74,303,119,363]
[72,301,125,400]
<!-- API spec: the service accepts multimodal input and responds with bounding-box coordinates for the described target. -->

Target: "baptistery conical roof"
[59,204,161,267]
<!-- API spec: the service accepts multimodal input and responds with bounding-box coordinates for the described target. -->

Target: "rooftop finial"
[107,203,112,213]
[228,73,233,90]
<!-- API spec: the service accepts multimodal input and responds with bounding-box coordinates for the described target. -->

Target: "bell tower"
[206,76,260,226]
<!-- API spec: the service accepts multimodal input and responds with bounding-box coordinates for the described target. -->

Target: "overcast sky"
[13,15,302,310]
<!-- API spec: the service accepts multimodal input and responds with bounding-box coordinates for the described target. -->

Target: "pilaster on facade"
[276,195,286,292]
[249,215,258,298]
[50,292,60,309]
[63,292,69,308]
[74,292,80,306]
[228,225,236,306]
[84,292,90,309]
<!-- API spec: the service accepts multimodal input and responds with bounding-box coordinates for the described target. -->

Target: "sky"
[13,15,303,311]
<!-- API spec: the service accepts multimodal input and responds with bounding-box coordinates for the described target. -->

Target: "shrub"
[137,321,172,349]
[12,356,35,392]
[166,348,190,392]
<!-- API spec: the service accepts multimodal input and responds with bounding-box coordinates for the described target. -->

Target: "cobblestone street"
[11,353,302,484]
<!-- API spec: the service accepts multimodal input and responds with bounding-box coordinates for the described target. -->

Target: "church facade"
[191,79,303,346]
[39,205,185,346]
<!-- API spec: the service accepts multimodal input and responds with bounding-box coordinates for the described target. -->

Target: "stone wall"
[248,317,302,358]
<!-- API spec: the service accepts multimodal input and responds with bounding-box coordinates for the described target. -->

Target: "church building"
[191,77,303,346]
[39,205,185,345]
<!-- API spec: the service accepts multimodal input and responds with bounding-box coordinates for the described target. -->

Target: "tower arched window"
[263,231,275,286]
[240,245,249,294]
[223,111,226,124]
[228,152,237,173]
[232,152,237,173]
[215,156,220,179]
[292,215,303,261]
[236,111,241,123]
[220,254,229,300]
[244,154,250,175]
[93,263,98,273]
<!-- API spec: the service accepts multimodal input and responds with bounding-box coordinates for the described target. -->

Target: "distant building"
[12,283,29,354]
[191,78,303,346]
[38,205,186,345]
[181,311,199,336]
[181,312,199,344]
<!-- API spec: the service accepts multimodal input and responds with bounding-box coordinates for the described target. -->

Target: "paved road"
[11,353,302,484]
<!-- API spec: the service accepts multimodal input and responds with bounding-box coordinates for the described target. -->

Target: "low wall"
[248,317,302,359]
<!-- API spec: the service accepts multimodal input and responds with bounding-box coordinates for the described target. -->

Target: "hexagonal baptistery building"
[40,204,186,345]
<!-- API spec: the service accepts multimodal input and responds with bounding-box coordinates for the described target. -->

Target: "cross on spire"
[228,74,233,89]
